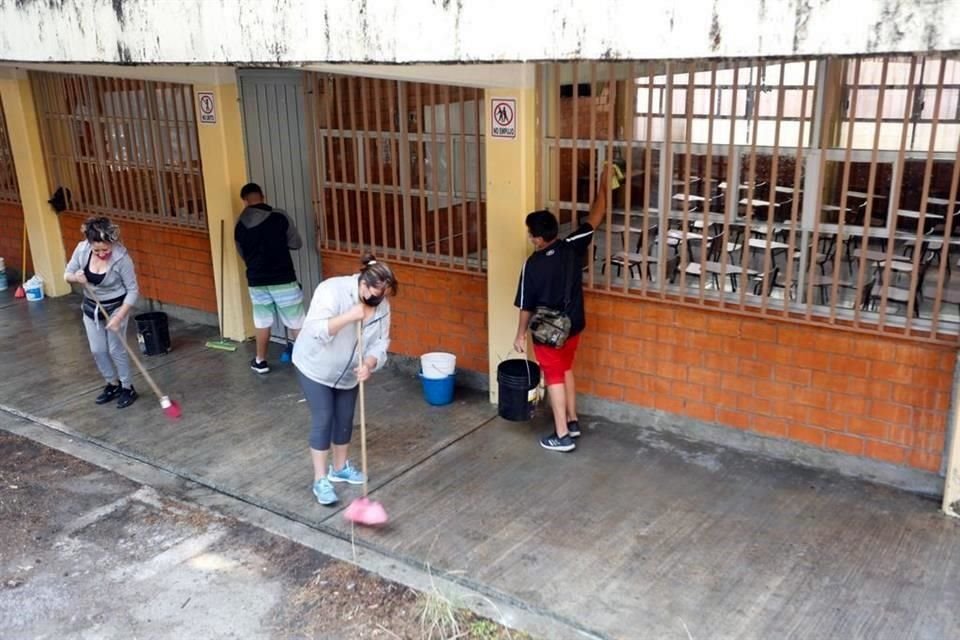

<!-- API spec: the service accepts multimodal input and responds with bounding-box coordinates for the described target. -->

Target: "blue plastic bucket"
[420,372,455,406]
[25,284,43,301]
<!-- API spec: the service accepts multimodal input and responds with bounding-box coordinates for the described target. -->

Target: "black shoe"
[567,420,581,438]
[117,386,138,409]
[95,383,122,405]
[540,432,576,452]
[250,358,270,374]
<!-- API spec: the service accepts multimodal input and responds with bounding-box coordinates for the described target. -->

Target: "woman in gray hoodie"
[64,217,141,409]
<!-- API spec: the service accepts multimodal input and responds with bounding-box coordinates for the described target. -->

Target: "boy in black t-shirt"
[235,183,305,374]
[514,166,618,452]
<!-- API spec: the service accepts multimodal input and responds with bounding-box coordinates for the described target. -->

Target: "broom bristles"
[205,339,237,352]
[160,396,182,420]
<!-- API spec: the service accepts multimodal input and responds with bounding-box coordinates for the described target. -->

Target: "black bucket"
[497,359,541,422]
[134,312,171,356]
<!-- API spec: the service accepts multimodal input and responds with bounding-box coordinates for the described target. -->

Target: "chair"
[683,231,725,264]
[602,224,658,275]
[685,260,758,292]
[752,266,783,297]
[812,235,836,275]
[902,228,949,276]
[611,251,679,283]
[860,255,935,317]
[805,273,852,306]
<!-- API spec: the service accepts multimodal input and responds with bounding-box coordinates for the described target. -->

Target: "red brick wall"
[577,292,953,473]
[327,250,951,475]
[0,202,31,280]
[59,212,216,313]
[320,251,488,373]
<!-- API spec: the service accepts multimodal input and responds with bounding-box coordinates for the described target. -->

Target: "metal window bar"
[29,71,206,229]
[851,58,889,328]
[540,55,960,345]
[0,97,20,203]
[414,81,429,265]
[307,73,487,272]
[780,60,812,315]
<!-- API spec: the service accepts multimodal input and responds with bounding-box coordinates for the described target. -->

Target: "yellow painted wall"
[194,81,253,340]
[484,88,538,402]
[0,72,69,296]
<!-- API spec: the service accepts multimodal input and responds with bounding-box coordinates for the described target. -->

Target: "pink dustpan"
[343,497,388,526]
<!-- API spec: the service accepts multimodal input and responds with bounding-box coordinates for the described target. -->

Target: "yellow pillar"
[194,78,253,341]
[485,76,538,403]
[0,70,69,296]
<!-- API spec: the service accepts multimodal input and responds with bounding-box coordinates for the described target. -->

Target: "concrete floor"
[2,291,960,640]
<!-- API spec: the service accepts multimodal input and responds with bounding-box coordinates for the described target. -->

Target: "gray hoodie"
[65,240,139,307]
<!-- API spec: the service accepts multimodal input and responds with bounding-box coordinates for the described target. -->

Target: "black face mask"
[362,292,384,307]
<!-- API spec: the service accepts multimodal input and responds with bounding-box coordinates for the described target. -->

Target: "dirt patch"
[0,429,533,639]
[146,496,224,530]
[71,500,200,562]
[0,431,136,583]
[268,560,531,640]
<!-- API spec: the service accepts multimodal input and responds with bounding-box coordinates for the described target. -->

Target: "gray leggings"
[297,371,359,451]
[83,314,133,388]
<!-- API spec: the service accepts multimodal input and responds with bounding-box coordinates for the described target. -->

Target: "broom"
[343,320,388,526]
[14,224,26,298]
[205,218,237,352]
[84,284,182,420]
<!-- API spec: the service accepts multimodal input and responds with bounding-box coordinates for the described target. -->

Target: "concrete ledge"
[577,394,944,499]
[440,356,943,496]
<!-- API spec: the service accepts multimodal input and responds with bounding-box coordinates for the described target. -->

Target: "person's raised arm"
[586,164,618,230]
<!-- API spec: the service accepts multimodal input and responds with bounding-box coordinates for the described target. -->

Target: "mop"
[13,224,26,298]
[205,219,238,352]
[84,285,182,420]
[343,320,388,526]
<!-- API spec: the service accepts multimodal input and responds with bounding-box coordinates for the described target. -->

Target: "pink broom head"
[343,497,388,526]
[160,396,182,420]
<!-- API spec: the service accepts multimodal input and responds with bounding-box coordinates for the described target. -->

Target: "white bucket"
[420,352,456,379]
[24,275,44,302]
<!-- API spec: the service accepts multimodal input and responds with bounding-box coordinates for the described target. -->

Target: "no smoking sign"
[491,97,516,139]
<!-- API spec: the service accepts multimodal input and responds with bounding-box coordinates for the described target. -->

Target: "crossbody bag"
[527,248,573,348]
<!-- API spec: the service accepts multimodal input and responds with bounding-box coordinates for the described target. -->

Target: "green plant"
[468,618,500,639]
[417,568,463,640]
[417,590,461,639]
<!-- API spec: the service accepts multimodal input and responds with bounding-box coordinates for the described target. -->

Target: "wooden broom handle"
[84,284,165,401]
[357,320,368,497]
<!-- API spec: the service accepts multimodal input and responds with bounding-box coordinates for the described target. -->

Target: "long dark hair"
[358,253,398,296]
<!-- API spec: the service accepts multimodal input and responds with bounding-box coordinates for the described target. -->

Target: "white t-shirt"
[292,274,391,388]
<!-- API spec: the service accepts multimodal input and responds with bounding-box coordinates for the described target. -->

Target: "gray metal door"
[237,69,321,339]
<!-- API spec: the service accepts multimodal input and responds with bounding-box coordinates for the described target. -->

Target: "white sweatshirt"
[292,274,391,388]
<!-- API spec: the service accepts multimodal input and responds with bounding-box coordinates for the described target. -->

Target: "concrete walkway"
[2,291,959,640]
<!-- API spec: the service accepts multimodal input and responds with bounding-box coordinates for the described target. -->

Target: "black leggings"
[297,371,359,451]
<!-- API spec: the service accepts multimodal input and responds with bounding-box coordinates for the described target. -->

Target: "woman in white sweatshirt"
[292,254,397,506]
